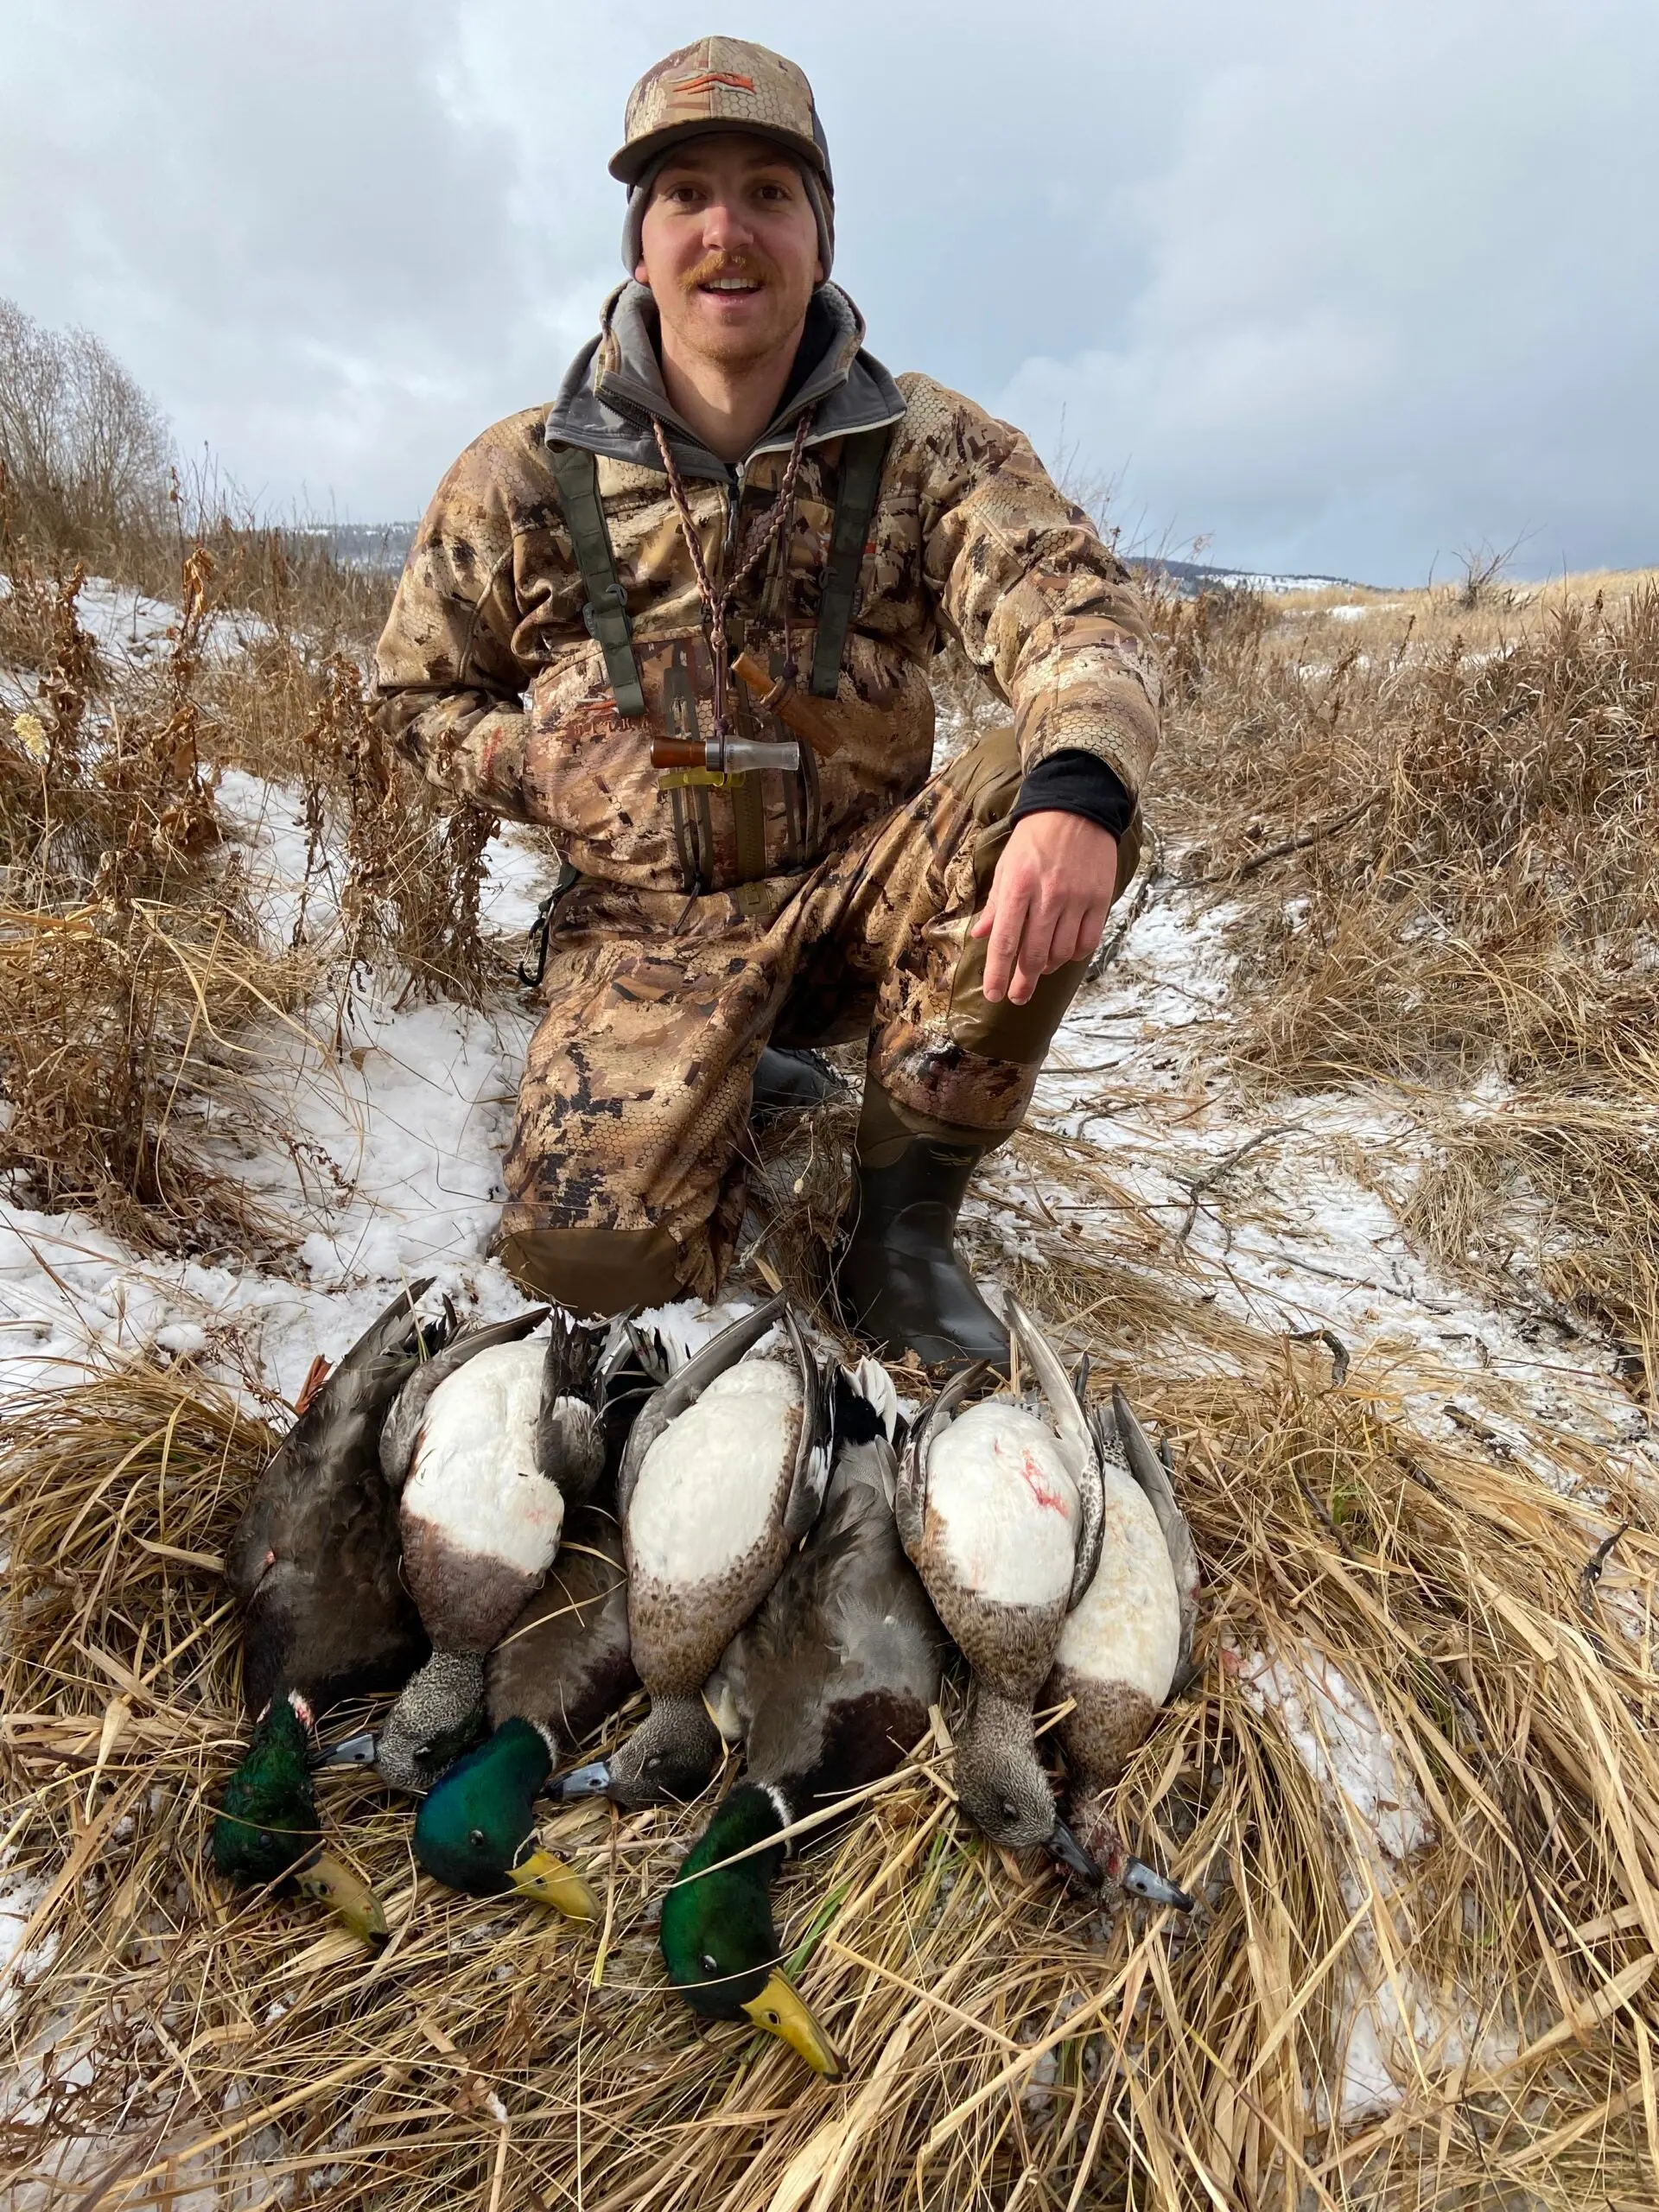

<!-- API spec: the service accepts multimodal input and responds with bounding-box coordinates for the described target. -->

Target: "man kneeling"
[372,36,1160,1367]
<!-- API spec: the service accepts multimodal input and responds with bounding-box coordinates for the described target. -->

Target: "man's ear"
[634,260,651,286]
[814,259,825,286]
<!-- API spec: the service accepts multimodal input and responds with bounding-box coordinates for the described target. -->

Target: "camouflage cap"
[611,36,832,191]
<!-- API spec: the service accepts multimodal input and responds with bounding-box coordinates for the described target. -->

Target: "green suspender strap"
[549,444,646,718]
[808,425,893,699]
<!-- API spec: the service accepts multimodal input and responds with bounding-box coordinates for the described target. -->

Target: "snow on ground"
[1238,1643,1427,1867]
[0,979,537,1414]
[0,767,563,1415]
[995,871,1656,1485]
[1,574,253,702]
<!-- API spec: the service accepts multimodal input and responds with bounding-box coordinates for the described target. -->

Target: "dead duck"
[213,1280,447,1939]
[1043,1385,1198,1912]
[658,1363,942,2077]
[409,1497,635,1916]
[330,1307,620,1796]
[895,1296,1103,1877]
[557,1294,832,1808]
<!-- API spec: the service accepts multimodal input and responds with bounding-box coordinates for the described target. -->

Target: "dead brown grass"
[3,1331,1657,2212]
[0,510,495,1249]
[1148,574,1659,1403]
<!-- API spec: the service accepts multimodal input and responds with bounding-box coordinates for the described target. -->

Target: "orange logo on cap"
[674,70,755,94]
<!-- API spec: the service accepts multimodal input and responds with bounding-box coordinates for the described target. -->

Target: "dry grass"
[0,512,498,1249]
[1147,572,1659,1404]
[3,1332,1657,2212]
[0,537,313,1253]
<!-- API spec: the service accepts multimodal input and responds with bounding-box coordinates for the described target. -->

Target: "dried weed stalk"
[0,550,302,1252]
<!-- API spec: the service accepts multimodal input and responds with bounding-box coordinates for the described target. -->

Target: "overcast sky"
[4,0,1656,582]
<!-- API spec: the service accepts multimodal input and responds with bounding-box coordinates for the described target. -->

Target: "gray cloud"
[3,0,1655,579]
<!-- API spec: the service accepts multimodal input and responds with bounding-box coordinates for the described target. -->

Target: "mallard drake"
[895,1296,1103,1875]
[213,1280,446,1939]
[410,1497,635,1916]
[658,1363,942,2077]
[1043,1385,1198,1911]
[557,1294,832,1808]
[341,1307,620,1795]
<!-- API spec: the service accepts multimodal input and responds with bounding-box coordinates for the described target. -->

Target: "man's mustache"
[682,251,774,295]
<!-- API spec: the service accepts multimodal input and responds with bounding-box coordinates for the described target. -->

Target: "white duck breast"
[925,1402,1081,1609]
[404,1340,565,1577]
[629,1359,801,1586]
[1051,1459,1180,1704]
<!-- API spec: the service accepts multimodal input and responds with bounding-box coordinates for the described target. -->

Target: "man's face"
[636,134,823,373]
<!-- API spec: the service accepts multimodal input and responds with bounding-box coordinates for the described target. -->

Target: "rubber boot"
[751,1046,846,1118]
[836,1087,1011,1370]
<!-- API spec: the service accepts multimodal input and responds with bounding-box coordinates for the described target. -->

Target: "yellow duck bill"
[741,1969,844,2079]
[294,1850,388,1943]
[509,1848,601,1919]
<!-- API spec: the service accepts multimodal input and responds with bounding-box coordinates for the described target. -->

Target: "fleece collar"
[543,281,905,480]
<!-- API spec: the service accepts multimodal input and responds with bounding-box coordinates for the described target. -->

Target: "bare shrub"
[0,297,172,579]
[289,650,490,1002]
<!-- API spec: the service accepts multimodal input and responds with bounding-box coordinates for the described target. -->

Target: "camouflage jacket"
[372,281,1161,895]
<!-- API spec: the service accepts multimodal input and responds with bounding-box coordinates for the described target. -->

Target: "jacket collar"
[543,280,905,479]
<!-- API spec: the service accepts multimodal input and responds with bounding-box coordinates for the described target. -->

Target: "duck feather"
[1006,1298,1105,1605]
[225,1280,440,1719]
[378,1306,550,1491]
[1110,1386,1199,1670]
[616,1294,787,1521]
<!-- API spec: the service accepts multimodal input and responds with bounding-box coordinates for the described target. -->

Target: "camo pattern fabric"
[495,725,1130,1313]
[372,369,1160,895]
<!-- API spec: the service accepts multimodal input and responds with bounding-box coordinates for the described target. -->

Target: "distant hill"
[1128,556,1364,597]
[295,521,420,573]
[302,524,1365,600]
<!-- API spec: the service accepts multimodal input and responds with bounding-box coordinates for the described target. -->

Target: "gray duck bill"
[1122,1855,1195,1912]
[554,1758,613,1799]
[316,1730,381,1769]
[1046,1818,1103,1882]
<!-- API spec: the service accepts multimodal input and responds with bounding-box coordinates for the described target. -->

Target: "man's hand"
[971,812,1119,1007]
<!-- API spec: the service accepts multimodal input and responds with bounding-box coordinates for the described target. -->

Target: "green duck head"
[413,1718,598,1919]
[212,1692,385,1942]
[658,1783,842,2079]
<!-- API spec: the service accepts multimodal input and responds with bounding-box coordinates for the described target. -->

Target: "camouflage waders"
[496,723,1139,1312]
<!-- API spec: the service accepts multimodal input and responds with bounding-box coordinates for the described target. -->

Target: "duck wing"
[226,1281,441,1717]
[615,1293,786,1521]
[1111,1387,1200,1672]
[378,1306,549,1490]
[781,1307,834,1541]
[895,1360,986,1562]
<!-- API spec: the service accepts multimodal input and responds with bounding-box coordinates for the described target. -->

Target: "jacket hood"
[543,281,905,480]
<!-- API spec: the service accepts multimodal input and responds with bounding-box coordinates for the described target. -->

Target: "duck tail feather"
[541,1306,603,1402]
[840,1356,899,1445]
[783,1307,835,1542]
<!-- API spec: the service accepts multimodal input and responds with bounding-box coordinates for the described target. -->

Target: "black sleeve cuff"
[1007,748,1135,839]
